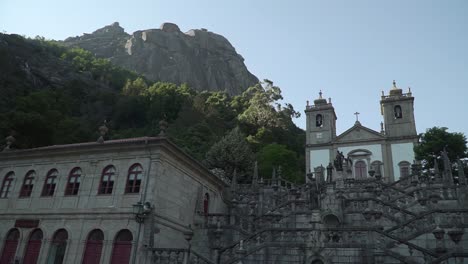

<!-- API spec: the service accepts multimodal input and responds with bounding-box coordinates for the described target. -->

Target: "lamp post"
[133,201,153,223]
[183,226,194,264]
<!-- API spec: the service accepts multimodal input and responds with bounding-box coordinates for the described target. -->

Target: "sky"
[1,0,468,135]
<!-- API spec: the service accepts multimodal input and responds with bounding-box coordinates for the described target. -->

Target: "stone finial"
[433,154,440,178]
[392,80,397,89]
[306,100,309,107]
[158,120,168,136]
[319,90,323,99]
[380,121,385,134]
[328,97,332,104]
[231,168,238,191]
[3,134,16,151]
[271,167,277,182]
[441,147,453,185]
[252,161,258,187]
[457,158,466,185]
[97,121,109,143]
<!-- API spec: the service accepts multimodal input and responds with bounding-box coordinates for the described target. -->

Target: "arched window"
[355,161,367,179]
[399,161,411,178]
[0,172,14,198]
[125,164,142,194]
[46,229,68,264]
[316,114,323,127]
[23,229,43,264]
[0,228,20,264]
[98,165,115,195]
[65,168,81,195]
[42,169,58,196]
[82,229,104,264]
[394,105,402,119]
[110,230,133,264]
[20,170,36,197]
[203,193,210,215]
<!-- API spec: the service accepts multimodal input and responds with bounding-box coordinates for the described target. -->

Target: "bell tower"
[305,91,337,145]
[305,91,337,175]
[380,81,417,138]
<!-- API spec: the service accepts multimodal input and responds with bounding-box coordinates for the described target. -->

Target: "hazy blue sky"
[1,0,467,135]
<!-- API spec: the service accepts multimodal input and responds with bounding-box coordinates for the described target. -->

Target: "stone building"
[305,81,418,182]
[0,133,226,264]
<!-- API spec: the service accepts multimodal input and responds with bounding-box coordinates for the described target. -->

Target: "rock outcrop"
[64,22,258,95]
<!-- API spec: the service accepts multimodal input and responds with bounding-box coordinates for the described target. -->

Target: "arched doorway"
[0,228,20,263]
[355,161,367,179]
[47,229,68,264]
[323,214,340,227]
[23,229,43,264]
[110,229,133,264]
[82,229,104,264]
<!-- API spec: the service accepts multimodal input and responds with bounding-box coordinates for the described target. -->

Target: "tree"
[205,127,255,181]
[122,77,148,96]
[257,143,302,183]
[414,127,467,166]
[145,82,194,124]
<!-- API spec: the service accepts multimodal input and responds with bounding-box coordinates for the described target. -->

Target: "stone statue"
[326,163,333,183]
[334,151,345,171]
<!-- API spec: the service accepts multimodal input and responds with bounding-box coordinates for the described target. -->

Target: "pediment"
[335,122,384,143]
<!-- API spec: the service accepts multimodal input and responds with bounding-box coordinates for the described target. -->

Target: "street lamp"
[133,201,152,223]
[183,226,194,263]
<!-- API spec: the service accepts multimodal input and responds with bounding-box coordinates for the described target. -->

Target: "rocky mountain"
[63,22,259,95]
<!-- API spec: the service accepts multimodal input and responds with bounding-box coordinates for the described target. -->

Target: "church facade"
[305,81,418,182]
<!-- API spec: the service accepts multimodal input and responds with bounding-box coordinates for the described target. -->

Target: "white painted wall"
[391,142,415,180]
[338,144,384,178]
[338,144,383,162]
[309,149,331,171]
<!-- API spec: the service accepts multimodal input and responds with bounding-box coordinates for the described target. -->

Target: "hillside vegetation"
[0,34,305,182]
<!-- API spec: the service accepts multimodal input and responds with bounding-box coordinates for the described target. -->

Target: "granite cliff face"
[64,22,259,95]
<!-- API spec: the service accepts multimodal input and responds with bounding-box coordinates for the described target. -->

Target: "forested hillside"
[0,34,305,182]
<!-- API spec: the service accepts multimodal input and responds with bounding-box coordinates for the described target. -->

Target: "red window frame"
[355,161,367,179]
[0,172,14,198]
[65,168,81,196]
[0,228,20,264]
[41,169,58,197]
[82,229,104,264]
[203,193,210,215]
[110,230,133,264]
[125,164,142,194]
[98,166,115,195]
[20,170,35,198]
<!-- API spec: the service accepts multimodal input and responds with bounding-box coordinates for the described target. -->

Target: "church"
[305,81,418,182]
